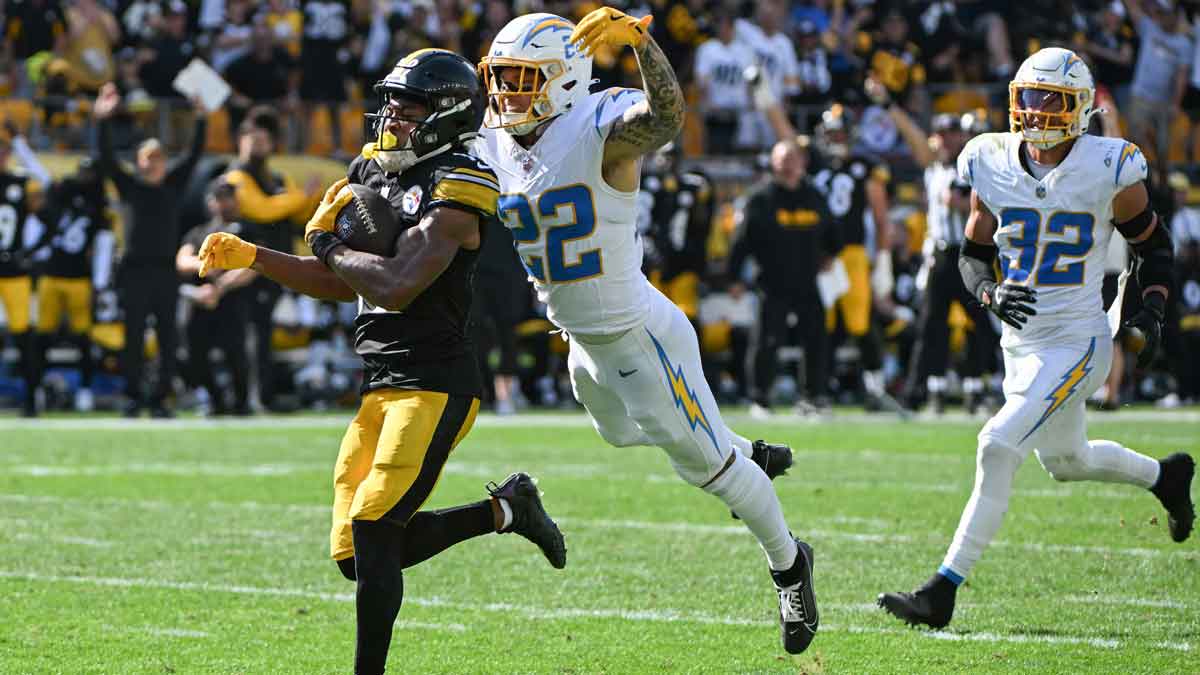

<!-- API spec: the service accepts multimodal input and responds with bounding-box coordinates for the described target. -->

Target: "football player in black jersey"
[196,49,565,675]
[641,141,713,330]
[811,105,901,412]
[34,158,114,412]
[0,123,51,415]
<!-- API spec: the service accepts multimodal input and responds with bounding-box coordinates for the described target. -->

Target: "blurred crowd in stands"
[1,0,1199,417]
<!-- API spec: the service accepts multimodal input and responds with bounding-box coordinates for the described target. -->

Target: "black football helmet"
[815,104,855,161]
[365,49,487,173]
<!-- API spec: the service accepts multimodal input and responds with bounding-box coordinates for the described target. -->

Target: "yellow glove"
[570,7,653,57]
[304,177,354,246]
[198,232,257,278]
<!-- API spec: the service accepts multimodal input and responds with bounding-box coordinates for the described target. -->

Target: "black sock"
[18,331,39,405]
[923,573,958,598]
[401,500,495,569]
[352,519,406,675]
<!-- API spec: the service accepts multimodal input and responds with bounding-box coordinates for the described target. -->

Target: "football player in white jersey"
[476,8,818,654]
[879,48,1195,629]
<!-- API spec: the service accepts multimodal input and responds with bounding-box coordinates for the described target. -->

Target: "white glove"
[872,250,894,300]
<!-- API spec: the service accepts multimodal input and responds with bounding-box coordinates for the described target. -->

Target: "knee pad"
[976,433,1024,483]
[592,420,646,448]
[336,556,356,581]
[1035,451,1079,482]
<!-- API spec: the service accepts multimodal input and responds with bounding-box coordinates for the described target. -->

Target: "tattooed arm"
[601,35,686,186]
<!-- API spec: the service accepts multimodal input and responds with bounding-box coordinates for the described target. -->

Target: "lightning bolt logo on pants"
[647,329,720,451]
[1020,337,1096,444]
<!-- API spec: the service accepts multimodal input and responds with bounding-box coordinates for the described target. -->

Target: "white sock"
[863,370,884,395]
[941,434,1023,580]
[729,433,754,458]
[1036,440,1161,488]
[928,375,948,393]
[497,498,513,530]
[704,452,798,570]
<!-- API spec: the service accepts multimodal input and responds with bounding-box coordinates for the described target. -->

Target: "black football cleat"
[877,573,957,629]
[487,472,567,569]
[771,538,819,655]
[1151,453,1195,543]
[731,440,794,519]
[752,439,794,480]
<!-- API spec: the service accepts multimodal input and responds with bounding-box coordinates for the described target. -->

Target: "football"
[333,183,400,256]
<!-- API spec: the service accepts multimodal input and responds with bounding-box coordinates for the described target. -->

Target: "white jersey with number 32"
[958,132,1148,348]
[475,88,649,336]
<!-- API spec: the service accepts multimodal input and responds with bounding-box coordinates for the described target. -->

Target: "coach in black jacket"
[730,137,841,415]
[94,82,207,418]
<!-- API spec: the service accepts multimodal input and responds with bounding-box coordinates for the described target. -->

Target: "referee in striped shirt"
[887,105,999,412]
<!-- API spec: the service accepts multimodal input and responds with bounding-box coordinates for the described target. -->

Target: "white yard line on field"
[141,627,211,639]
[2,463,328,477]
[0,462,1169,505]
[4,571,1191,651]
[1,492,1194,560]
[559,518,913,544]
[1064,595,1189,609]
[835,624,1119,649]
[9,532,113,547]
[1,408,1198,432]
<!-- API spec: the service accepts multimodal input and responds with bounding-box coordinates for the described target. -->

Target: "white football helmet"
[1008,47,1095,149]
[478,13,593,135]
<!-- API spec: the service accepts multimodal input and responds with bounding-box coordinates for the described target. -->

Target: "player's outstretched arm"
[572,8,685,165]
[325,207,480,312]
[198,232,356,302]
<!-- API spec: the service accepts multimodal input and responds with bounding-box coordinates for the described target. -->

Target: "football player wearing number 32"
[879,48,1195,630]
[476,8,818,654]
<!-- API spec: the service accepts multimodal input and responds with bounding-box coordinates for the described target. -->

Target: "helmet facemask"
[367,88,466,173]
[1009,83,1088,149]
[479,58,568,135]
[816,105,853,161]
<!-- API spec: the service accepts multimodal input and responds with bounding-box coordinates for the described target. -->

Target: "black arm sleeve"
[1114,204,1155,240]
[959,238,998,304]
[1130,221,1174,299]
[167,116,208,186]
[97,119,136,195]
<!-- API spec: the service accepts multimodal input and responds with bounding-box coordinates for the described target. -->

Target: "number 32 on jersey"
[498,184,602,283]
[999,209,1094,286]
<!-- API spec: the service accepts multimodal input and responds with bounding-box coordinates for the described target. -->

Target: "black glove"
[1123,292,1165,369]
[981,280,1037,330]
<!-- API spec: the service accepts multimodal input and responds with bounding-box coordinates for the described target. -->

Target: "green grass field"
[1,409,1197,674]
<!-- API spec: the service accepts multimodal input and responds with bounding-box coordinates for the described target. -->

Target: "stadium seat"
[305,107,334,157]
[339,105,364,157]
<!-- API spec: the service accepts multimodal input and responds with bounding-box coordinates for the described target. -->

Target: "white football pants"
[941,336,1161,580]
[567,285,797,569]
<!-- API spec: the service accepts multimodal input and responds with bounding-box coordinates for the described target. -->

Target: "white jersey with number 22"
[475,88,650,336]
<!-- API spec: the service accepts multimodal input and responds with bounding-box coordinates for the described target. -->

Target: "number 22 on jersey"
[499,184,603,283]
[999,208,1094,286]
